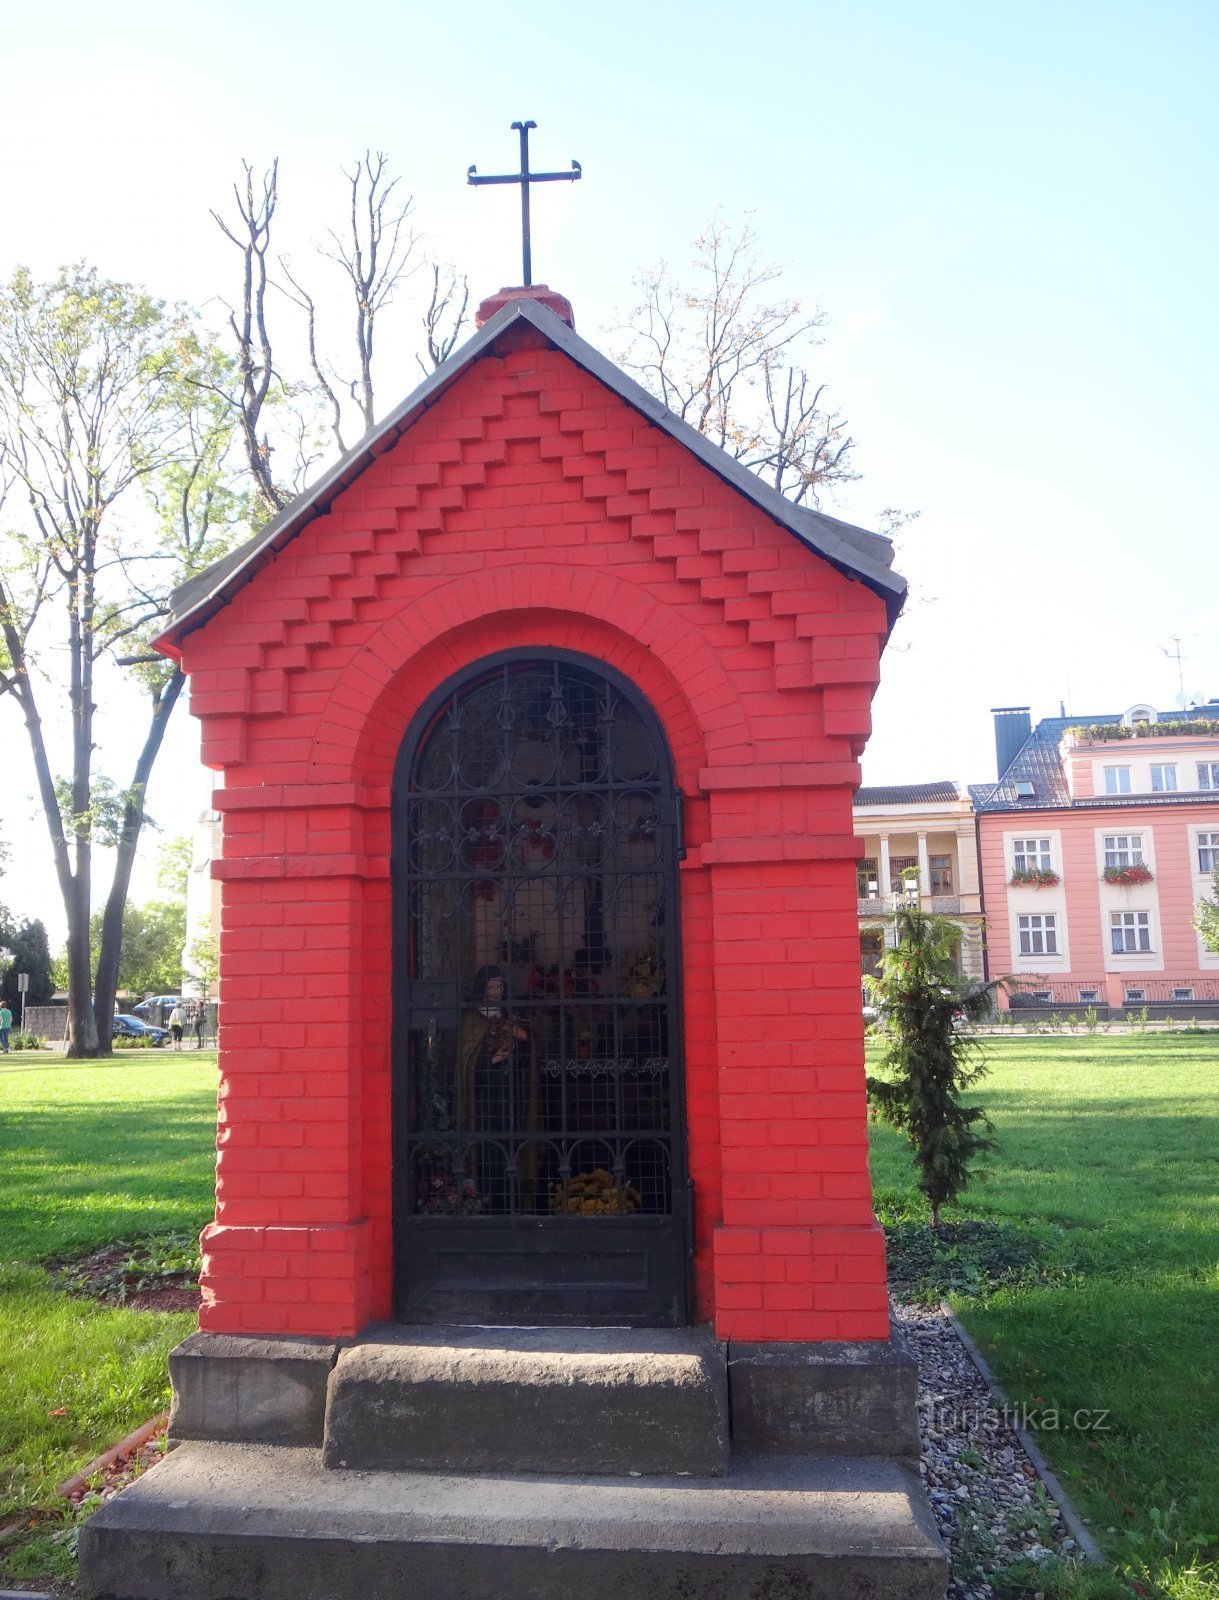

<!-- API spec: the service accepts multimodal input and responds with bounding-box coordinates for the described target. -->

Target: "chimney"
[991,706,1032,779]
[475,284,575,329]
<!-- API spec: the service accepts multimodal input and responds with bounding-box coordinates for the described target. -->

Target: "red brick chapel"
[156,284,907,1349]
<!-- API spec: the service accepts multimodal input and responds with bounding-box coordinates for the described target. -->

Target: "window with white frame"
[1018,913,1058,955]
[1103,834,1144,868]
[1199,762,1219,791]
[1012,838,1053,873]
[1104,766,1132,794]
[1150,763,1177,792]
[1173,987,1194,1002]
[1199,833,1219,874]
[929,854,954,893]
[857,858,879,897]
[1110,910,1152,953]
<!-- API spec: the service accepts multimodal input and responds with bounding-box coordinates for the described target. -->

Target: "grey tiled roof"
[855,782,961,807]
[971,710,1218,813]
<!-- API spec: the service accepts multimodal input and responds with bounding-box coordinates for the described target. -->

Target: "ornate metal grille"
[396,658,681,1228]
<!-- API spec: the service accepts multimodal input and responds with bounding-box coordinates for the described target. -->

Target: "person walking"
[193,1005,206,1049]
[168,1002,186,1050]
[0,999,11,1053]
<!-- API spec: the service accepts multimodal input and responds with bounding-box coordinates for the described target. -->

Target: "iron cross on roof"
[467,120,581,288]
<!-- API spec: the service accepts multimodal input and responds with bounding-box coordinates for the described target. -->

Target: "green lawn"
[869,1033,1219,1600]
[0,1052,216,1584]
[2,1039,1217,1597]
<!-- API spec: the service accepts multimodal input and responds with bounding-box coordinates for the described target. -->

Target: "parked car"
[132,995,180,1017]
[113,1014,169,1046]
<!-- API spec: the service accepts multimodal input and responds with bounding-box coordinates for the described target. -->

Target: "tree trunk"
[93,671,187,1047]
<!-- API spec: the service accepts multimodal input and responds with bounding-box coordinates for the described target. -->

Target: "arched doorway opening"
[391,652,689,1325]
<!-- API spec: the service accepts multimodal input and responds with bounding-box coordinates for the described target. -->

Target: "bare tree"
[0,266,246,1056]
[420,261,470,373]
[217,154,470,469]
[617,212,858,506]
[212,162,288,516]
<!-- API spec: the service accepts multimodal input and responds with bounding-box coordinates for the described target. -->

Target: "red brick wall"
[177,328,891,1341]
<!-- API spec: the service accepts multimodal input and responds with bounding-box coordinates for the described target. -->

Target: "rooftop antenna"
[1159,633,1186,703]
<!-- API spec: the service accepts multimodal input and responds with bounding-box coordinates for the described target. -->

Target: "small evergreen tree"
[1196,868,1219,954]
[865,905,1000,1226]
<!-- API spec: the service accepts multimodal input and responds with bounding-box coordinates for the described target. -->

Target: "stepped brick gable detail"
[162,308,899,1344]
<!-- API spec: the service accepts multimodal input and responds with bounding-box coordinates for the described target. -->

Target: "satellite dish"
[1175,692,1190,708]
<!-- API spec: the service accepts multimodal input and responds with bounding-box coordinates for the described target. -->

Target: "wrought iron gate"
[391,653,689,1325]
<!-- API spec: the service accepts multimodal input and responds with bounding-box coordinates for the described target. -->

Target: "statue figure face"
[484,976,505,1004]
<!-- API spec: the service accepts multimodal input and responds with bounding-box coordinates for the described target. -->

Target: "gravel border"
[894,1301,1104,1597]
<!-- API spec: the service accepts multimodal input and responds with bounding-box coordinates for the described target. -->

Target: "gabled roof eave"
[155,298,906,654]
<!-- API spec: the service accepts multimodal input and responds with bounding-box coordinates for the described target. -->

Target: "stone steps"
[78,1440,948,1600]
[321,1324,729,1476]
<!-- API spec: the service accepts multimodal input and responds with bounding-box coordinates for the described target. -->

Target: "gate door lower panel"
[392,655,689,1326]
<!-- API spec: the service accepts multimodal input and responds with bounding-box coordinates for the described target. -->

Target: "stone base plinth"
[78,1442,947,1600]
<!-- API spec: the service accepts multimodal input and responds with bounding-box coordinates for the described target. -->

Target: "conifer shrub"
[865,905,1002,1226]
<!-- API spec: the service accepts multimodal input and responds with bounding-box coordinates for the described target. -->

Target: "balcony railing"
[1009,977,1219,1006]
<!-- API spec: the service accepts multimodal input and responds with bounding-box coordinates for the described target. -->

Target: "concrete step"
[322,1323,729,1477]
[78,1440,948,1600]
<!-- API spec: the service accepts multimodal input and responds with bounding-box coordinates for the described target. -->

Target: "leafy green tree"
[184,932,219,1000]
[0,917,54,1008]
[1196,869,1219,954]
[154,836,193,901]
[91,899,186,998]
[865,905,1001,1226]
[0,265,247,1055]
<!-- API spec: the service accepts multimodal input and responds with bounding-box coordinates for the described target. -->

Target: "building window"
[1012,837,1053,873]
[1103,766,1132,794]
[1173,987,1194,1002]
[860,930,884,978]
[1124,988,1146,1004]
[1110,911,1152,953]
[1030,990,1053,1004]
[1018,914,1058,956]
[1150,763,1177,792]
[857,858,879,898]
[1077,987,1099,1003]
[929,854,954,893]
[889,855,918,894]
[1199,762,1219,791]
[1199,833,1219,874]
[1103,834,1144,869]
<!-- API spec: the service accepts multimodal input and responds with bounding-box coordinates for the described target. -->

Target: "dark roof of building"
[971,709,1218,813]
[855,782,962,807]
[156,297,906,652]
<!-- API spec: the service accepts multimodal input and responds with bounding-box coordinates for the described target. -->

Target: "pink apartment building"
[973,704,1219,1012]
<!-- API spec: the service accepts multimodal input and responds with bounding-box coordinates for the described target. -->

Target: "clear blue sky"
[2,0,1216,934]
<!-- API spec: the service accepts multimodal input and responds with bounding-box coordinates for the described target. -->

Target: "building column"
[917,833,931,899]
[878,835,891,896]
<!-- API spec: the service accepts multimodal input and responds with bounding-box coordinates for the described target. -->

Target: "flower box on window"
[1009,868,1060,888]
[1103,864,1153,886]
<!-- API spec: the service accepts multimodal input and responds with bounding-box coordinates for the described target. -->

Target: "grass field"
[1,1037,1216,1597]
[869,1032,1219,1600]
[0,1052,216,1585]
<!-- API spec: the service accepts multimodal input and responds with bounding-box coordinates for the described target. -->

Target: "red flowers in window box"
[1103,864,1153,886]
[1009,869,1060,888]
